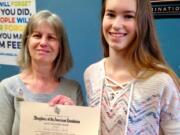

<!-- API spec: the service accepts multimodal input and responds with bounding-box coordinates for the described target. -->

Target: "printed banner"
[151,0,180,18]
[0,0,36,65]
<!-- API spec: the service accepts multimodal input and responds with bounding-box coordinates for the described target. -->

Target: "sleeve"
[76,83,85,106]
[160,76,180,135]
[0,82,15,135]
[84,63,103,107]
[84,67,93,105]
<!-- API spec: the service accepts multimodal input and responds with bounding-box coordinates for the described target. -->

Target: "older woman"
[0,10,83,135]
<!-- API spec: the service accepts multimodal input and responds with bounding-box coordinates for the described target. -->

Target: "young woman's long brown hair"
[101,0,180,89]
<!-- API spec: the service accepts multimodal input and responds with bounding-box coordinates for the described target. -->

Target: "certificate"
[19,102,100,135]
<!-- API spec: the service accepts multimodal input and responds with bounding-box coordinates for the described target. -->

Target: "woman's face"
[28,21,60,65]
[102,0,137,54]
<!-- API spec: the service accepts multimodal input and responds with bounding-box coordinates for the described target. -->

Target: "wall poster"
[151,0,180,18]
[0,0,36,65]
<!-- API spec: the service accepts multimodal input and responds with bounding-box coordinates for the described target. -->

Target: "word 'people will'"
[0,17,29,23]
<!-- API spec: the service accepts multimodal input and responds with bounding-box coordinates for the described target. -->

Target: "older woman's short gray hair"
[17,10,73,80]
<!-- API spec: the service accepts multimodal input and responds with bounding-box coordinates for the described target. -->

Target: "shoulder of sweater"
[84,58,105,76]
[0,74,20,96]
[136,72,176,90]
[149,72,174,84]
[132,72,179,101]
[61,77,80,89]
[1,74,20,87]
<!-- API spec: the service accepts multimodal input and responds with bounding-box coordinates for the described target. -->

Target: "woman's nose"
[112,17,123,30]
[40,36,48,47]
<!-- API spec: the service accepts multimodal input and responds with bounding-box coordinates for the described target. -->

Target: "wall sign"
[0,0,36,65]
[151,0,180,18]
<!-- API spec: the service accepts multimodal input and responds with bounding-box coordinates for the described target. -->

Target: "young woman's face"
[102,0,137,54]
[28,22,60,65]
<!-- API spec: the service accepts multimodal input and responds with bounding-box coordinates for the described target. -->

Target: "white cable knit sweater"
[84,58,180,135]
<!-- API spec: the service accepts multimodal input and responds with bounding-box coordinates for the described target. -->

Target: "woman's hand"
[49,95,75,106]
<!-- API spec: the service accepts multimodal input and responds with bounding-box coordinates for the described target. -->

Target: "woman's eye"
[32,34,41,38]
[124,14,135,19]
[105,12,115,18]
[48,36,57,40]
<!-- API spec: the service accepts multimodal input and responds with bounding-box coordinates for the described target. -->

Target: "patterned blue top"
[84,58,180,135]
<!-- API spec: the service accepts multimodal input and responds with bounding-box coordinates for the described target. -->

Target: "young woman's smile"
[102,0,137,52]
